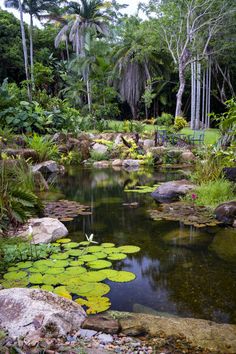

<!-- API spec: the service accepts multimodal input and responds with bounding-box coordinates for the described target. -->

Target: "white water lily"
[85,233,98,244]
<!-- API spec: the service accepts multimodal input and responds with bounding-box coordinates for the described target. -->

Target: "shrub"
[193,179,235,209]
[24,133,59,162]
[157,112,174,127]
[173,116,188,131]
[90,150,109,161]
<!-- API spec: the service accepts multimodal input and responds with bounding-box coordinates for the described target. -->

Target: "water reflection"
[52,167,236,324]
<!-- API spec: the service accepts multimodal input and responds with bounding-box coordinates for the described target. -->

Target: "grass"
[108,120,220,145]
[193,179,235,209]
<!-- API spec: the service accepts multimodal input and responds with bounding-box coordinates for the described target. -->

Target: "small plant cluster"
[173,116,188,131]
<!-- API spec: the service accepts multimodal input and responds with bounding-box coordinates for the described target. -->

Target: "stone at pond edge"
[81,315,120,334]
[209,228,236,263]
[223,167,236,182]
[0,288,86,338]
[32,160,65,175]
[151,180,196,203]
[214,201,236,225]
[92,143,108,154]
[17,217,68,244]
[93,161,110,168]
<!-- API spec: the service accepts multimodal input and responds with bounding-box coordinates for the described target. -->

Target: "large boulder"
[223,167,236,182]
[122,159,140,170]
[151,180,196,203]
[0,288,86,339]
[92,143,108,155]
[180,150,195,163]
[32,160,65,175]
[215,201,236,225]
[1,148,38,162]
[33,171,49,191]
[17,217,68,244]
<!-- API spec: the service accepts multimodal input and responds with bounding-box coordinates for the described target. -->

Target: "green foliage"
[157,112,174,127]
[173,116,188,131]
[60,150,82,166]
[34,62,54,90]
[212,98,236,146]
[193,179,235,209]
[90,151,109,161]
[24,133,59,162]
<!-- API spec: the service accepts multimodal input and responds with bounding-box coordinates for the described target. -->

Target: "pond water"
[49,166,236,324]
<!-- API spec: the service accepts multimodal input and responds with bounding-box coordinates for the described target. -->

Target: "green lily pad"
[117,245,140,254]
[103,247,120,254]
[88,260,112,269]
[3,271,27,281]
[29,273,43,284]
[78,241,90,246]
[76,296,111,314]
[87,246,103,253]
[17,261,33,269]
[45,267,65,275]
[7,266,18,272]
[64,267,87,276]
[42,274,59,285]
[53,286,72,300]
[66,249,83,257]
[28,266,48,273]
[79,271,107,283]
[70,260,84,266]
[107,253,127,261]
[0,279,28,288]
[101,243,115,248]
[92,252,107,259]
[41,285,54,292]
[86,283,110,296]
[34,260,54,268]
[63,242,80,249]
[56,238,71,243]
[50,253,69,260]
[108,270,136,282]
[51,260,69,268]
[67,282,94,295]
[80,254,98,262]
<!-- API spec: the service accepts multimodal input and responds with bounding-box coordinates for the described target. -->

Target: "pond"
[50,166,236,324]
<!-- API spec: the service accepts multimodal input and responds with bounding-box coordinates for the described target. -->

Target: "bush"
[173,116,188,131]
[24,133,59,162]
[157,112,174,127]
[90,150,109,161]
[193,179,235,209]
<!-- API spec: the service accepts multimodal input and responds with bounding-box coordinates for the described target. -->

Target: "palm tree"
[5,0,58,88]
[5,0,31,100]
[54,0,110,111]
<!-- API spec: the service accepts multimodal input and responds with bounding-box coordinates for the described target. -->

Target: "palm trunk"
[202,69,206,128]
[29,13,34,89]
[65,36,70,61]
[18,0,31,101]
[195,60,201,129]
[191,60,196,129]
[175,61,185,117]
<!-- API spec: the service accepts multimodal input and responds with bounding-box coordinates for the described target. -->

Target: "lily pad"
[107,253,127,261]
[50,253,69,260]
[42,274,59,285]
[54,286,72,300]
[67,282,95,295]
[45,267,65,275]
[92,252,107,259]
[70,260,84,266]
[63,242,80,249]
[108,270,136,282]
[66,249,83,257]
[41,285,54,292]
[56,238,71,243]
[76,296,111,314]
[0,279,28,288]
[80,254,98,262]
[79,271,107,283]
[64,267,87,276]
[29,273,43,284]
[17,261,33,269]
[7,266,18,272]
[78,241,90,246]
[101,243,115,248]
[103,247,120,254]
[28,265,48,273]
[3,271,27,281]
[87,246,103,253]
[118,245,140,254]
[88,260,112,269]
[51,260,69,268]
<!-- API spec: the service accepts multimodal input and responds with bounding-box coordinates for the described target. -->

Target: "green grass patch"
[193,179,235,209]
[180,128,220,145]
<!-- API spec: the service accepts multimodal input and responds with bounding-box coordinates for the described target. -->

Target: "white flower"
[28,226,33,235]
[85,233,98,244]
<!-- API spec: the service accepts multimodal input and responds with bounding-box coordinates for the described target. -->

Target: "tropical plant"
[157,112,173,127]
[173,116,188,131]
[24,133,59,162]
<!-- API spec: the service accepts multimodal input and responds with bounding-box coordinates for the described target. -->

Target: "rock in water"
[215,201,236,225]
[0,288,86,338]
[32,160,65,175]
[17,217,68,244]
[151,180,196,203]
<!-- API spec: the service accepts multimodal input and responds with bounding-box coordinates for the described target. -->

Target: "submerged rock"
[0,288,86,338]
[215,201,236,225]
[133,304,179,318]
[210,228,236,263]
[151,180,196,203]
[162,227,214,248]
[17,217,68,244]
[32,160,65,175]
[82,315,120,334]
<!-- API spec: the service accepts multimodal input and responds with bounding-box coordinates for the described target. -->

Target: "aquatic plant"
[0,236,141,315]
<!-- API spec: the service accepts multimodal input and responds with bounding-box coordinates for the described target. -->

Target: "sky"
[0,0,148,24]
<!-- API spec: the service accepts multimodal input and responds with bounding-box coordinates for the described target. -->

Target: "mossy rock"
[118,245,141,254]
[88,260,112,269]
[210,229,236,263]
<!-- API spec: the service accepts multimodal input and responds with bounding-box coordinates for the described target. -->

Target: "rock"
[81,315,120,334]
[215,201,236,225]
[2,148,38,162]
[210,228,236,263]
[143,139,155,150]
[112,311,236,353]
[162,228,213,248]
[114,134,122,146]
[112,159,123,167]
[17,217,68,244]
[93,161,110,168]
[0,288,86,339]
[33,171,49,191]
[223,167,236,182]
[79,140,91,160]
[180,150,195,162]
[233,220,236,228]
[149,146,167,155]
[133,304,179,318]
[79,329,97,339]
[32,160,65,175]
[97,333,113,344]
[92,143,108,155]
[151,180,196,203]
[123,160,140,168]
[52,132,67,144]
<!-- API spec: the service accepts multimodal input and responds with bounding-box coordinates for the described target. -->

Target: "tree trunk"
[202,69,206,128]
[65,36,70,62]
[29,13,34,89]
[195,60,201,129]
[18,0,31,101]
[191,60,196,129]
[175,62,185,117]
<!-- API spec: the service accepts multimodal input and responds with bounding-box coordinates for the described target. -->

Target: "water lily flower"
[85,233,98,244]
